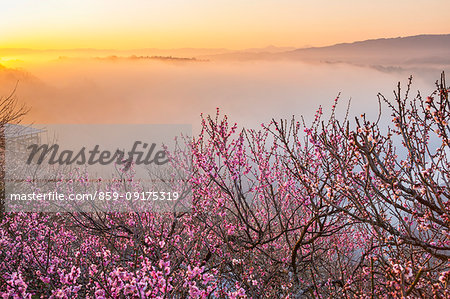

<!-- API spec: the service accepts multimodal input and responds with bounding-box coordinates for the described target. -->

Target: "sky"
[1,0,450,50]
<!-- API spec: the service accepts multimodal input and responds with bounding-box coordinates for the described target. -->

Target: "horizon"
[1,33,450,52]
[1,33,449,68]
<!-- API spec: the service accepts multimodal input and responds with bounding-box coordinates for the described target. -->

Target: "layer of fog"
[0,59,448,132]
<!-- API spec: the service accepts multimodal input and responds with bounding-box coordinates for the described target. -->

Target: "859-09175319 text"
[9,191,180,202]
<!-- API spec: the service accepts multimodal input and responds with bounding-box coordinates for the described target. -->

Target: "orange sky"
[1,0,450,50]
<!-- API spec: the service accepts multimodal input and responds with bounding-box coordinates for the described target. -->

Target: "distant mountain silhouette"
[285,34,450,64]
[2,35,449,66]
[200,34,450,65]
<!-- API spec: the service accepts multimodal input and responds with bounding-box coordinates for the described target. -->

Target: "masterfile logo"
[26,141,169,170]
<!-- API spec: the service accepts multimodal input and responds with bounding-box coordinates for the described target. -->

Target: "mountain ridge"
[198,34,450,65]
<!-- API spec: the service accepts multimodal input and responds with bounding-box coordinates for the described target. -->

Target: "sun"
[0,57,23,68]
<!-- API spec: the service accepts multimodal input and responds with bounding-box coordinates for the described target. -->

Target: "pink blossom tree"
[0,74,449,298]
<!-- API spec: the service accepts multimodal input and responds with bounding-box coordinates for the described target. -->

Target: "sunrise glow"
[2,0,450,50]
